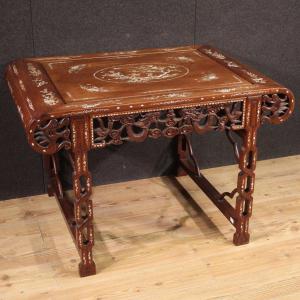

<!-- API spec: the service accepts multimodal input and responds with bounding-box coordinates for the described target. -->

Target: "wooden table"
[5,45,294,277]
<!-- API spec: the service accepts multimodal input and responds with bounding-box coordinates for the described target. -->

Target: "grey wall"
[0,0,299,200]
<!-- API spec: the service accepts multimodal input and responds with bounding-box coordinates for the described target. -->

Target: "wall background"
[0,0,299,200]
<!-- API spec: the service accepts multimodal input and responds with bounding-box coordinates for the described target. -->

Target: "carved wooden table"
[6,45,294,277]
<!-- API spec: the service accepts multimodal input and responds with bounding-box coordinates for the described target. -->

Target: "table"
[5,45,294,277]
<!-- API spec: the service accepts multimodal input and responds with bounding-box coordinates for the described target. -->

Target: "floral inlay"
[80,84,108,93]
[224,60,239,68]
[68,64,86,74]
[19,80,26,91]
[81,103,103,109]
[200,73,218,81]
[242,70,266,84]
[214,88,236,93]
[40,88,60,105]
[12,65,19,75]
[26,97,34,111]
[147,92,191,100]
[27,63,49,88]
[94,63,189,83]
[169,56,194,63]
[27,63,42,77]
[203,49,226,60]
[33,78,47,87]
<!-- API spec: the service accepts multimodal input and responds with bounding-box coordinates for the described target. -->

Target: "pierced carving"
[30,118,71,154]
[70,118,96,276]
[92,101,245,148]
[233,98,260,245]
[220,188,238,201]
[261,93,294,124]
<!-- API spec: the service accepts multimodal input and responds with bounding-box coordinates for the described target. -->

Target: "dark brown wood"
[5,45,295,277]
[92,101,244,148]
[233,96,260,245]
[71,116,96,277]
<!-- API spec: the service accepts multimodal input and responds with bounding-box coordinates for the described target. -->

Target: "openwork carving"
[261,93,294,124]
[92,101,245,148]
[232,98,261,245]
[31,118,71,154]
[70,118,96,276]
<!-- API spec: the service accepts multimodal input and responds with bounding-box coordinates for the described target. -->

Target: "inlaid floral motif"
[27,63,42,77]
[80,84,108,93]
[202,48,266,84]
[26,97,34,111]
[12,65,19,75]
[40,88,60,105]
[203,49,226,60]
[19,80,26,91]
[242,70,266,84]
[94,63,189,83]
[147,92,192,100]
[224,61,239,68]
[200,73,218,81]
[68,64,86,74]
[27,63,49,87]
[81,103,104,109]
[169,56,194,63]
[214,88,236,93]
[33,78,47,87]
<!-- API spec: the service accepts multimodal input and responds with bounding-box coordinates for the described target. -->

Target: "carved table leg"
[233,97,261,245]
[43,154,63,199]
[177,134,188,176]
[71,117,96,277]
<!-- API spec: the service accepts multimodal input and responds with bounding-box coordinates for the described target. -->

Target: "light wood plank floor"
[1,155,300,300]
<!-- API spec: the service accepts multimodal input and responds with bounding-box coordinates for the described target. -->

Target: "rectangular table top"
[6,45,289,129]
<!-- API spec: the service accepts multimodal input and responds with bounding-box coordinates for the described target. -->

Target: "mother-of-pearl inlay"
[94,63,189,83]
[68,64,86,74]
[80,84,108,93]
[200,73,218,81]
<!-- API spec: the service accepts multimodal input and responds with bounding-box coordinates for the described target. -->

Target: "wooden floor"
[1,155,300,300]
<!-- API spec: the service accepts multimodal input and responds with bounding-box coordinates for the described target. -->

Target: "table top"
[6,45,291,129]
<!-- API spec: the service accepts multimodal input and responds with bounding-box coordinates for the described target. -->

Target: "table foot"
[233,231,250,246]
[177,166,187,177]
[79,260,96,277]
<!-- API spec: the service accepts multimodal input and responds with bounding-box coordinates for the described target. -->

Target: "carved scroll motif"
[30,118,71,154]
[261,93,294,124]
[92,101,245,148]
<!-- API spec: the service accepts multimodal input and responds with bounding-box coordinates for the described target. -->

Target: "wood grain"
[1,155,300,299]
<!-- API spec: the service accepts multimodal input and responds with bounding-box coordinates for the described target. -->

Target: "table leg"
[233,99,260,245]
[43,154,63,199]
[69,117,96,277]
[71,148,96,276]
[43,150,96,276]
[176,97,261,246]
[177,134,188,176]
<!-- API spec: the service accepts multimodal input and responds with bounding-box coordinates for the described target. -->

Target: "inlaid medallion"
[94,63,189,83]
